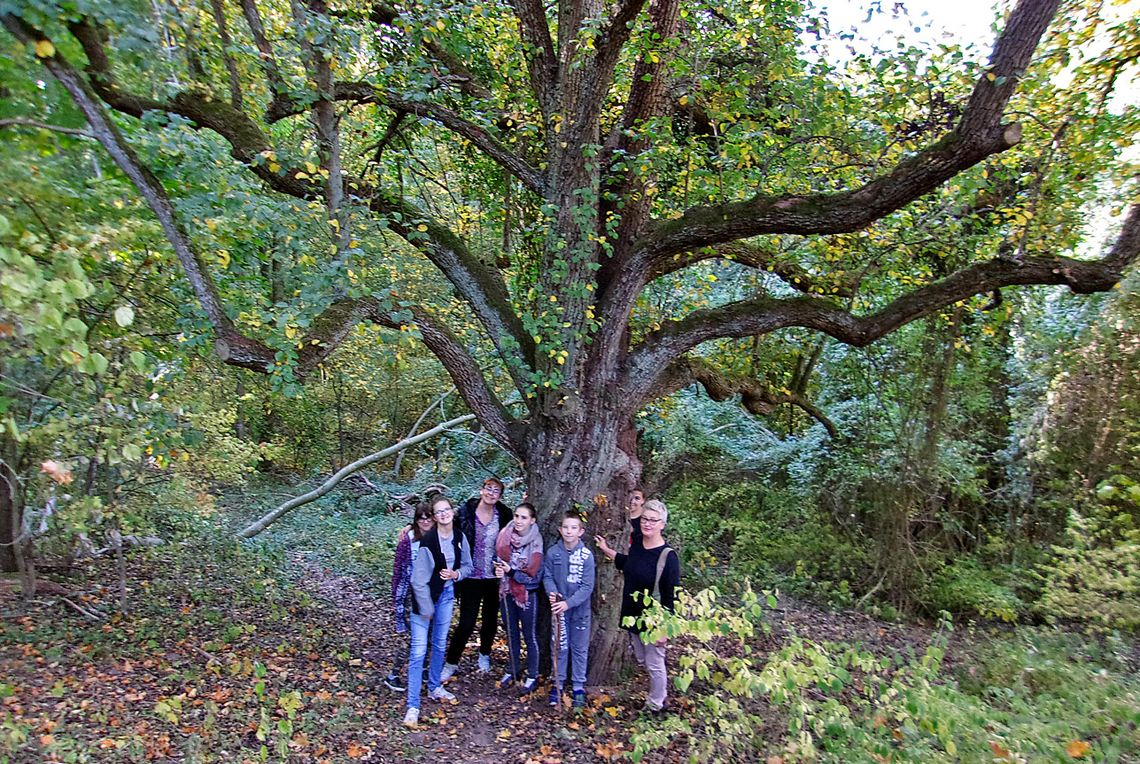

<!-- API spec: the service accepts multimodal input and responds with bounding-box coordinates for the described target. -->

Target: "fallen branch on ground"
[237,413,475,538]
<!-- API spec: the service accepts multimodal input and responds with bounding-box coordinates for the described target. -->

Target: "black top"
[615,543,680,633]
[629,516,642,546]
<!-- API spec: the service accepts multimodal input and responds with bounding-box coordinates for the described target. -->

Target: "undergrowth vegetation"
[630,590,1139,763]
[1,531,392,762]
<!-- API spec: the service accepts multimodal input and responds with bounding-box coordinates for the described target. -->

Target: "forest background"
[1,0,1139,760]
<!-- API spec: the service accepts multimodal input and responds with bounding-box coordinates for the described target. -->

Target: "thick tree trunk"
[0,446,21,574]
[523,410,643,682]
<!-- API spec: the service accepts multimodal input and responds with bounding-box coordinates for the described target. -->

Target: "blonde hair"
[643,499,668,525]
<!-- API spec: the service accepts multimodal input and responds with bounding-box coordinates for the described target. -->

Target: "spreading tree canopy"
[3,0,1137,675]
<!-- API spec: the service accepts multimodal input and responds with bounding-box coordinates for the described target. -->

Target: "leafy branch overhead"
[3,0,1136,460]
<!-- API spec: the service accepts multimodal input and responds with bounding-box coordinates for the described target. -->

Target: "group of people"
[388,478,681,728]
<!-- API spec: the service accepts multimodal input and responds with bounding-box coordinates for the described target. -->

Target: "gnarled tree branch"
[648,239,854,297]
[507,0,556,119]
[648,357,839,437]
[638,0,1061,262]
[627,203,1140,399]
[2,15,263,364]
[369,304,522,453]
[47,13,537,392]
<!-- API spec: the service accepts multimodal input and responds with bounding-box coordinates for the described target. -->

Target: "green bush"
[1036,475,1140,632]
[919,557,1025,622]
[631,591,1140,763]
[667,480,869,602]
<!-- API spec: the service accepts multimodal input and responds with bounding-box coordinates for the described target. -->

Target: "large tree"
[3,0,1137,675]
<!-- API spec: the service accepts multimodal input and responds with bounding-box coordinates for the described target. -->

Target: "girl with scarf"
[493,502,544,694]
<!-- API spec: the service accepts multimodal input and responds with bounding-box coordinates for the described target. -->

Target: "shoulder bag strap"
[652,546,671,601]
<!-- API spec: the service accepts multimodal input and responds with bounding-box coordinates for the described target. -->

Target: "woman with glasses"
[442,477,512,679]
[493,502,544,694]
[595,499,680,713]
[404,497,472,727]
[385,501,436,691]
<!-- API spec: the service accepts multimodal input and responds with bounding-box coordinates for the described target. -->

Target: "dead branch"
[238,414,475,538]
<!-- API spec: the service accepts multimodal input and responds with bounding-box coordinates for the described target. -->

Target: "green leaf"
[114,306,136,327]
[130,351,148,373]
[79,352,109,375]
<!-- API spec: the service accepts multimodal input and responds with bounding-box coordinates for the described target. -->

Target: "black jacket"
[457,495,511,552]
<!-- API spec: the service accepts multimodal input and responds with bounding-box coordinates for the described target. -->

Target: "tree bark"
[0,454,21,574]
[522,410,642,684]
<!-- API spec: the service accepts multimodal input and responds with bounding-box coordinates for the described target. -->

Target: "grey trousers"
[553,606,591,691]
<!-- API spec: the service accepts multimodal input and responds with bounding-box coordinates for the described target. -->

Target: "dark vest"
[413,528,463,615]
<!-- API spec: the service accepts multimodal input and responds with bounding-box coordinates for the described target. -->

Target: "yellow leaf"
[436,19,446,30]
[35,40,55,58]
[305,161,318,174]
[1066,740,1091,758]
[416,224,428,232]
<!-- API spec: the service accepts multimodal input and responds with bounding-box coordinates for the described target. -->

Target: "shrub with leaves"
[1036,475,1140,632]
[631,589,1139,762]
[919,556,1025,622]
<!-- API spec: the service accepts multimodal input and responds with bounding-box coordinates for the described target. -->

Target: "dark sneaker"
[572,689,586,709]
[384,673,405,692]
[499,673,514,689]
[548,686,561,707]
[518,677,537,696]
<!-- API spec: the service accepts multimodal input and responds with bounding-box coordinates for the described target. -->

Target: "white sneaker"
[402,707,419,727]
[477,654,492,673]
[440,662,458,682]
[429,685,456,702]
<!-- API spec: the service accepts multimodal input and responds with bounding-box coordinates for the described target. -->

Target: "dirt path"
[290,552,640,763]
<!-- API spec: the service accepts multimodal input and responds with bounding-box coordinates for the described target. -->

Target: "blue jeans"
[502,593,538,681]
[407,584,454,709]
